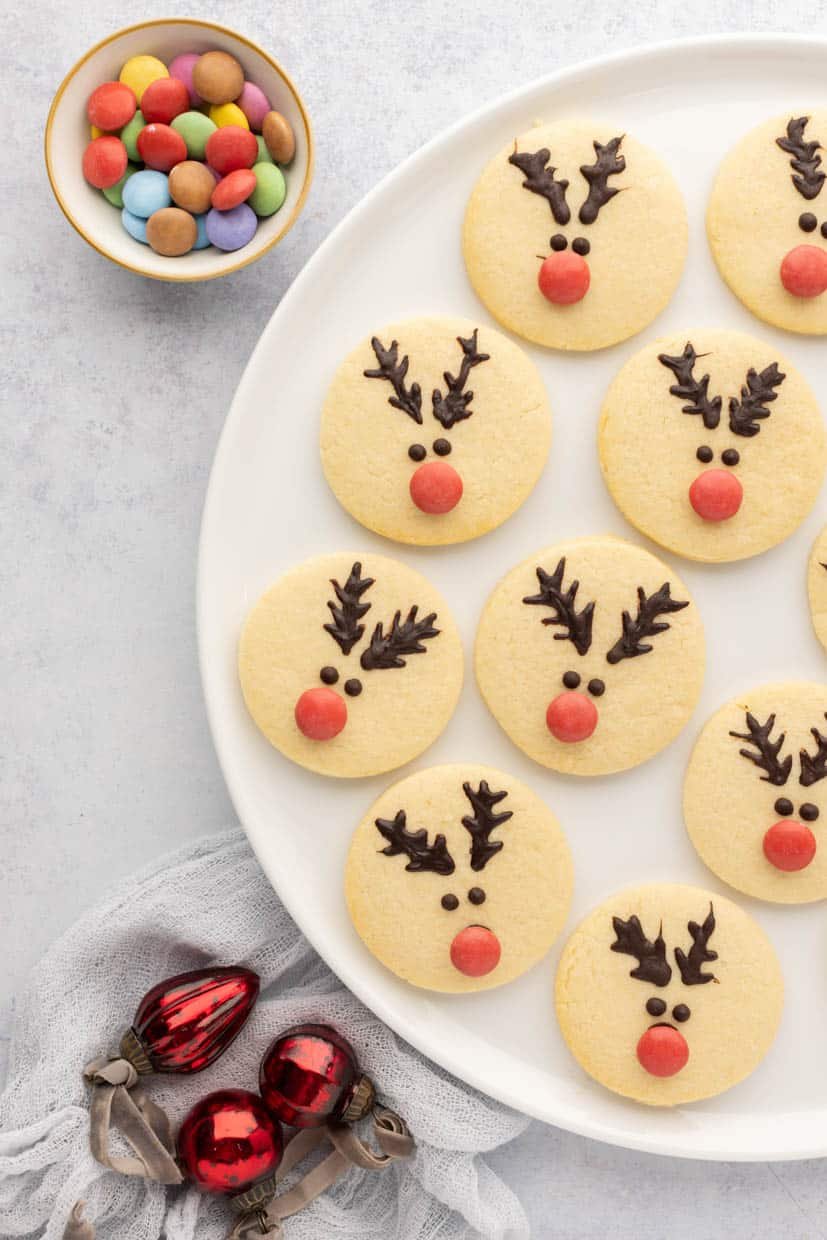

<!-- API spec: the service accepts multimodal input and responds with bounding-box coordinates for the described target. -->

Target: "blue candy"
[193,213,210,250]
[122,169,171,219]
[121,208,149,245]
[206,203,257,252]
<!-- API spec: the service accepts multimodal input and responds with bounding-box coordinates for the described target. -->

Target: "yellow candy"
[209,102,249,130]
[119,55,168,104]
[90,124,103,139]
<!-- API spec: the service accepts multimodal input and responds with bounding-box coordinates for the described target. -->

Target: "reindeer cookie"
[807,526,827,654]
[685,682,827,902]
[345,764,573,992]
[238,552,463,778]
[599,330,825,563]
[320,317,551,545]
[708,112,827,333]
[475,537,704,776]
[555,884,783,1105]
[463,119,687,351]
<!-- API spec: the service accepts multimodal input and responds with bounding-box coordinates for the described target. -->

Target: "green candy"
[255,135,274,165]
[119,113,145,162]
[102,163,138,208]
[249,163,286,218]
[171,110,217,160]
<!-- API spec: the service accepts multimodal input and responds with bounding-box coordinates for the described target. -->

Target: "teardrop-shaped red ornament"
[122,966,260,1075]
[177,1089,283,1194]
[259,1023,375,1128]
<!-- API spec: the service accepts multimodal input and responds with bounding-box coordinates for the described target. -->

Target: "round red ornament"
[177,1089,283,1194]
[259,1023,375,1128]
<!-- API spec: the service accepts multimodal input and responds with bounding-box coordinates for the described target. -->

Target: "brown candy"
[192,51,244,105]
[262,111,295,164]
[146,207,198,257]
[169,161,215,215]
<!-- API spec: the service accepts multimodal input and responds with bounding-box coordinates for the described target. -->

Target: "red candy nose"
[546,691,598,743]
[294,687,347,740]
[450,925,501,977]
[780,245,827,298]
[689,469,743,522]
[538,251,590,305]
[763,819,817,871]
[409,461,463,514]
[636,1025,689,1078]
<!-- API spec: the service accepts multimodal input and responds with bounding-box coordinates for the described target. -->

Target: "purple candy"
[206,203,258,251]
[168,52,203,106]
[237,81,270,132]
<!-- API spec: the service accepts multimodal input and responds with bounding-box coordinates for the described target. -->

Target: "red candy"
[780,245,827,298]
[140,76,190,125]
[87,81,136,131]
[689,469,743,522]
[82,135,128,188]
[137,123,188,172]
[546,691,598,743]
[763,819,817,871]
[538,251,590,305]
[449,926,501,977]
[636,1025,689,1077]
[205,125,259,175]
[212,168,257,211]
[294,687,347,740]
[409,461,463,514]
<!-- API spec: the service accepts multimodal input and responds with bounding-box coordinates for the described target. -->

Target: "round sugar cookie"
[320,317,551,546]
[599,329,825,563]
[555,884,783,1106]
[808,526,827,653]
[345,763,573,993]
[462,119,687,351]
[475,537,704,776]
[684,682,827,903]
[238,552,463,778]
[708,111,827,334]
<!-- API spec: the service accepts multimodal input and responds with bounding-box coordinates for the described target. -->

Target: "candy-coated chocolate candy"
[90,124,103,139]
[294,687,347,740]
[122,169,171,218]
[688,469,743,522]
[146,207,197,256]
[211,167,256,211]
[192,50,244,105]
[102,163,137,208]
[170,110,216,160]
[538,251,590,304]
[119,54,168,104]
[121,207,148,244]
[141,76,190,125]
[249,163,285,216]
[87,81,136,131]
[237,81,270,132]
[119,112,145,161]
[546,691,598,743]
[82,136,127,189]
[780,244,827,298]
[205,125,258,174]
[262,111,295,164]
[168,52,203,106]
[763,819,817,871]
[209,101,249,130]
[193,213,210,249]
[137,123,187,172]
[449,926,501,977]
[636,1025,689,1077]
[169,160,215,214]
[409,461,463,513]
[255,135,274,165]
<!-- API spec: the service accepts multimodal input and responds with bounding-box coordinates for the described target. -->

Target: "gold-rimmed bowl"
[45,19,313,281]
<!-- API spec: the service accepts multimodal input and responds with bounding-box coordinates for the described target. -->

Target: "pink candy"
[167,52,203,106]
[237,81,271,132]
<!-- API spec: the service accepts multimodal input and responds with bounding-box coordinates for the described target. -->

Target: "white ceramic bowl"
[45,18,313,281]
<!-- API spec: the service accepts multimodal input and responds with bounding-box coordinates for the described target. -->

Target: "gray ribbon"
[82,1055,183,1185]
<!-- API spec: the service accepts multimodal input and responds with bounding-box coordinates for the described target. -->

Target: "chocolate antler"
[360,607,439,670]
[364,338,423,424]
[431,330,490,430]
[605,584,688,666]
[461,781,513,872]
[799,713,827,787]
[658,343,723,431]
[324,562,374,656]
[729,711,792,786]
[522,558,595,657]
[508,146,571,225]
[674,904,717,986]
[728,364,786,438]
[776,116,825,201]
[578,136,625,225]
[610,915,672,987]
[375,811,455,875]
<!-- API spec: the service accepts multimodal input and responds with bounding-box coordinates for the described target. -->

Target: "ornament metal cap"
[119,1026,153,1075]
[229,1172,280,1214]
[340,1073,375,1123]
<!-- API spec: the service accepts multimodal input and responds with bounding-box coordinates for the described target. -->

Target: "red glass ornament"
[122,966,259,1075]
[177,1089,283,1194]
[260,1023,373,1128]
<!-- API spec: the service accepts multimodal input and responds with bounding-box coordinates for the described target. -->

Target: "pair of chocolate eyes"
[798,213,827,237]
[775,797,819,821]
[409,439,451,462]
[562,670,605,697]
[442,888,485,910]
[697,446,740,467]
[320,666,362,696]
[550,234,590,256]
[646,997,690,1021]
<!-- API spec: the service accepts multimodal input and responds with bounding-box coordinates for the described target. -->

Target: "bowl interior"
[46,20,312,280]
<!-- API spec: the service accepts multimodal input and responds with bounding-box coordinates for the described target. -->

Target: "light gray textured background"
[5,2,827,1236]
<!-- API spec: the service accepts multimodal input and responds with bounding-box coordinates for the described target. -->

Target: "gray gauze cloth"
[0,829,530,1239]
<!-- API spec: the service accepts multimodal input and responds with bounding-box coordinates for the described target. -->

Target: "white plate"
[198,34,827,1160]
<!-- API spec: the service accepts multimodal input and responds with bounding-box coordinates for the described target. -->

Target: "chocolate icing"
[508,147,571,224]
[468,887,486,905]
[461,781,513,872]
[800,802,819,821]
[433,438,452,457]
[563,670,581,689]
[605,583,688,665]
[730,712,792,787]
[578,137,625,224]
[344,678,362,697]
[408,443,426,462]
[776,117,826,201]
[646,996,667,1017]
[673,1004,690,1022]
[799,714,827,787]
[774,797,794,816]
[324,562,374,656]
[799,211,818,232]
[728,365,785,438]
[431,331,490,431]
[364,338,423,423]
[523,558,595,656]
[320,666,339,685]
[674,905,717,986]
[441,893,459,911]
[658,344,723,430]
[610,915,672,987]
[360,607,440,671]
[375,810,455,875]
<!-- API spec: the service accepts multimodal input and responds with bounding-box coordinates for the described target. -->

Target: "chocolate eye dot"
[800,803,819,822]
[572,236,590,256]
[696,445,714,464]
[550,233,567,251]
[320,666,339,685]
[673,1004,691,1023]
[468,887,486,905]
[433,438,452,457]
[822,222,827,240]
[774,797,794,817]
[587,678,605,698]
[562,670,581,689]
[646,997,666,1017]
[408,443,426,462]
[441,893,459,911]
[344,678,362,697]
[721,448,740,467]
[799,212,818,232]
